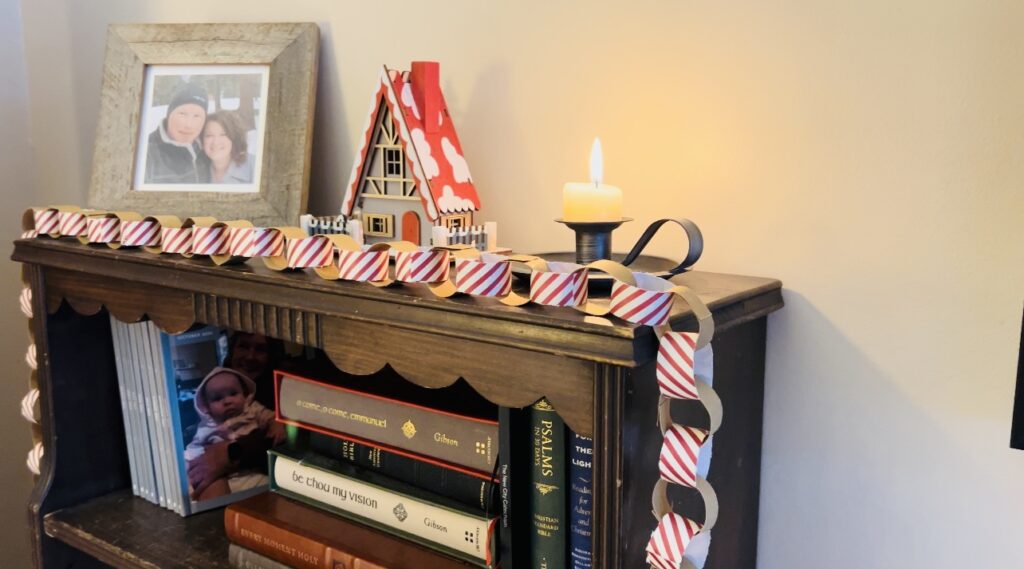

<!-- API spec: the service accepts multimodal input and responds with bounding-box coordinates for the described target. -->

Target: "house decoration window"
[363,213,394,237]
[384,148,403,177]
[442,213,472,230]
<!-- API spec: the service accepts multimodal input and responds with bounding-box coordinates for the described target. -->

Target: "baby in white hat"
[185,366,284,499]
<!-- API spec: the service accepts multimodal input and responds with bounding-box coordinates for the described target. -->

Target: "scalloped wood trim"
[40,266,598,435]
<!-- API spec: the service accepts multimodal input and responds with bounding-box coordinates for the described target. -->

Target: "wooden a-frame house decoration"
[341,61,481,246]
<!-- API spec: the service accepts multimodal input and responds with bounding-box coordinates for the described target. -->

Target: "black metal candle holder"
[555,218,633,265]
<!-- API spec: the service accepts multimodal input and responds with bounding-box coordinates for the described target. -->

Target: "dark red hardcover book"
[274,369,499,474]
[225,492,476,569]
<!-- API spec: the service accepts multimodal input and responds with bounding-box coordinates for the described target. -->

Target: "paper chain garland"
[24,206,721,569]
[17,233,42,477]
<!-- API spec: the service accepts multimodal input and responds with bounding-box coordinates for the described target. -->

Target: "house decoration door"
[402,211,420,245]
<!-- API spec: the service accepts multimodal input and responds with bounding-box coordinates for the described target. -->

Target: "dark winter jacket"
[144,122,211,184]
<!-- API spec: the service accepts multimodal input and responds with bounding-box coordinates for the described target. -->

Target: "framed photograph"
[88,23,319,226]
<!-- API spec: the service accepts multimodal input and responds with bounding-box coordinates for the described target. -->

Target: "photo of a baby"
[184,366,285,500]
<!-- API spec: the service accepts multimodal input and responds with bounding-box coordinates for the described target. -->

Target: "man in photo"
[144,81,212,183]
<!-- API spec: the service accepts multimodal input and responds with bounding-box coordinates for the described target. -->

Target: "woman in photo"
[201,111,256,184]
[144,82,212,184]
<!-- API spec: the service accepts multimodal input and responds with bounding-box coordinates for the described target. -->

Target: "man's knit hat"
[167,82,209,117]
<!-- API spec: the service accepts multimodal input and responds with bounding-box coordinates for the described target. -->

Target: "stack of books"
[109,319,595,568]
[225,367,504,568]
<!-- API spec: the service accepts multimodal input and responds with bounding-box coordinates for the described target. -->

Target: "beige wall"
[1,0,37,566]
[7,1,1024,567]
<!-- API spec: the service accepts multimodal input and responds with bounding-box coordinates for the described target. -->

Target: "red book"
[225,492,476,569]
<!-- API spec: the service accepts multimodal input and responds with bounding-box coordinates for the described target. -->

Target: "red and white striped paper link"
[160,227,193,254]
[395,250,451,283]
[33,209,60,236]
[228,227,255,256]
[657,331,699,400]
[530,265,589,307]
[658,425,709,489]
[610,279,675,327]
[86,216,120,243]
[251,228,285,258]
[120,220,160,247]
[58,211,88,238]
[192,226,229,256]
[454,256,512,297]
[336,249,389,282]
[646,512,702,569]
[286,236,334,269]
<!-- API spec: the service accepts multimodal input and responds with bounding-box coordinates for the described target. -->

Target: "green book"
[529,399,566,569]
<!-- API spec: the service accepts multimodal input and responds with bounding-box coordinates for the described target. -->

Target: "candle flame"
[589,138,603,186]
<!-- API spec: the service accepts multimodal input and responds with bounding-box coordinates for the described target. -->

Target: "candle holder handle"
[620,218,703,274]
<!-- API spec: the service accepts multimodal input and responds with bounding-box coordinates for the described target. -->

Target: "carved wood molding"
[43,268,196,333]
[194,294,322,348]
[319,316,596,435]
[40,266,599,434]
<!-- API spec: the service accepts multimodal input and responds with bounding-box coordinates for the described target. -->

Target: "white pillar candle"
[562,138,623,222]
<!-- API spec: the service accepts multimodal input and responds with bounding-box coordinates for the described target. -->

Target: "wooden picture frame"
[87,23,319,226]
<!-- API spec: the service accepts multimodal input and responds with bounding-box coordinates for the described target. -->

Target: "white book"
[147,321,182,515]
[140,321,173,512]
[109,317,140,498]
[133,322,167,509]
[271,451,497,566]
[120,319,152,501]
[127,321,157,504]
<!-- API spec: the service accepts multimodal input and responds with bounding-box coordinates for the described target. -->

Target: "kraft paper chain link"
[23,207,721,567]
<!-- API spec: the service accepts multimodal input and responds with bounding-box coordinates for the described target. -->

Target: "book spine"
[497,406,529,569]
[134,322,170,511]
[147,321,181,514]
[529,399,566,569]
[127,320,157,504]
[225,509,345,569]
[308,431,498,512]
[270,451,496,567]
[109,317,140,498]
[228,543,296,569]
[160,330,194,515]
[568,433,593,569]
[276,371,498,472]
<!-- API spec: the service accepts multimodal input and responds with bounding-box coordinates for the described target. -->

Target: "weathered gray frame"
[87,23,319,226]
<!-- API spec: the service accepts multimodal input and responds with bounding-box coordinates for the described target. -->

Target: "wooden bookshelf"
[13,237,783,569]
[43,491,230,569]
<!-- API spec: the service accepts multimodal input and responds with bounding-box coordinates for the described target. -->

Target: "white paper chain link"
[25,343,36,370]
[26,441,43,476]
[20,388,39,424]
[19,287,32,318]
